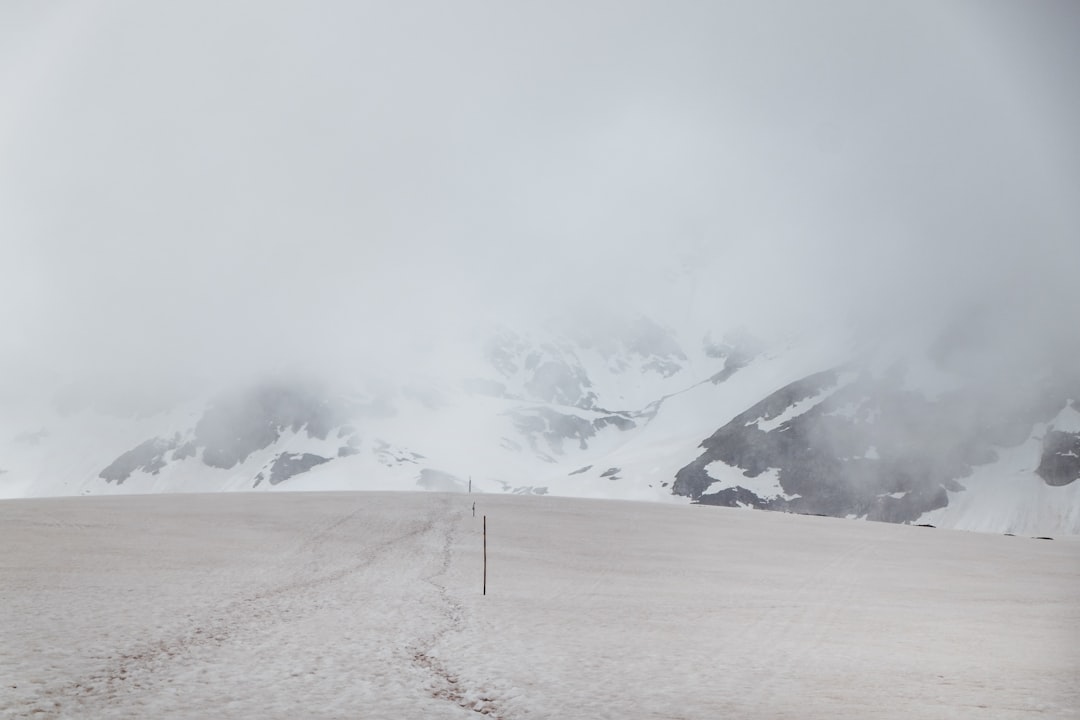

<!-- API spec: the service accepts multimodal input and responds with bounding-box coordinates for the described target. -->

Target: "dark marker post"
[483,515,487,596]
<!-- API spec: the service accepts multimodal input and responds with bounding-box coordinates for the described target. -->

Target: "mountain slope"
[2,317,1077,535]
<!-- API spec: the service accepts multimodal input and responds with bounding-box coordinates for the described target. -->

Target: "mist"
[1,0,1078,408]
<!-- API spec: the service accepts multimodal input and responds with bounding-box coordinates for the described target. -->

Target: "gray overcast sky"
[1,1,1078,400]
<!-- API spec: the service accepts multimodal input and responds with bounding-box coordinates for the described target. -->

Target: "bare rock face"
[100,380,353,485]
[79,317,1078,533]
[674,367,1074,522]
[672,369,843,502]
[525,360,594,407]
[485,318,692,412]
[100,437,179,484]
[509,406,636,460]
[253,452,331,487]
[1036,431,1080,486]
[196,382,347,469]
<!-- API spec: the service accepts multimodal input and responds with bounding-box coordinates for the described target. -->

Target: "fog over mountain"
[1,2,1078,531]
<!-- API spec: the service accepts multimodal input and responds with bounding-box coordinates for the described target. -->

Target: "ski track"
[728,538,874,710]
[4,495,498,719]
[3,493,1077,719]
[17,515,407,716]
[409,499,510,719]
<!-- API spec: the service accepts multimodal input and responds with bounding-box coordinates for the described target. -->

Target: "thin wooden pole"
[483,515,487,596]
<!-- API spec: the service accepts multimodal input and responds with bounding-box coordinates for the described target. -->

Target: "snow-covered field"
[2,492,1078,719]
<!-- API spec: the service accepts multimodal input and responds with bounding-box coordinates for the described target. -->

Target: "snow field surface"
[2,492,1078,719]
[919,420,1080,535]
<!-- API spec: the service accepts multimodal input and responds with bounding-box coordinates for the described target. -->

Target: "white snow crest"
[1050,400,1080,434]
[752,370,857,432]
[703,462,798,502]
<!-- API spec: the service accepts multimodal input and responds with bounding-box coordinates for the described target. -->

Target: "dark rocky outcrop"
[1036,431,1080,486]
[512,408,595,454]
[253,452,331,487]
[672,369,840,501]
[674,367,1073,523]
[696,486,765,508]
[525,360,595,408]
[592,414,636,432]
[173,442,198,461]
[197,382,347,469]
[488,319,692,412]
[101,437,179,483]
[511,407,636,457]
[486,331,599,407]
[374,440,424,467]
[100,380,353,484]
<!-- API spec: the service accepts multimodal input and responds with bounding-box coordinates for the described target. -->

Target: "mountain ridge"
[2,317,1077,536]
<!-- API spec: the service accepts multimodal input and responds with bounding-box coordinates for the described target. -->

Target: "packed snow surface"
[2,492,1078,719]
[919,425,1080,535]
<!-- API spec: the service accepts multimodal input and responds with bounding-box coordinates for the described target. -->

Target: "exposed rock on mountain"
[1037,429,1080,487]
[510,407,635,458]
[195,382,349,469]
[674,366,1078,526]
[101,437,180,484]
[254,452,332,487]
[99,380,356,487]
[3,317,1078,536]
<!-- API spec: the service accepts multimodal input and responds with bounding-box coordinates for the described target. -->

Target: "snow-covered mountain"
[2,315,1077,536]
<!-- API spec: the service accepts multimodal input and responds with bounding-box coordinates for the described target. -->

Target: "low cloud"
[1,0,1077,407]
